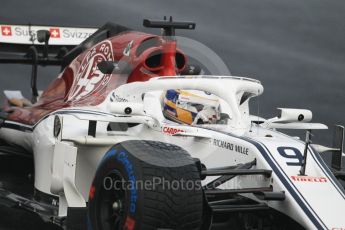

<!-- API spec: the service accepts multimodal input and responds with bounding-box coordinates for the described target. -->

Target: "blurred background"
[0,0,344,143]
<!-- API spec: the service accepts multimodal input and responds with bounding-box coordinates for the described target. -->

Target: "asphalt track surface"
[0,0,344,229]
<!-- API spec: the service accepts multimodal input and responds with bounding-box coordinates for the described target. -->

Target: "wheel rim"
[97,170,127,230]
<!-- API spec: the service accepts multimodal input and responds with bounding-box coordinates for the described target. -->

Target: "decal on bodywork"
[123,40,134,56]
[277,146,303,166]
[204,126,328,229]
[110,92,129,102]
[162,126,185,135]
[213,139,249,155]
[67,40,114,102]
[251,142,326,229]
[291,176,327,183]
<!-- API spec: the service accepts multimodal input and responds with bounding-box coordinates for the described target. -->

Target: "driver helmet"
[163,89,221,125]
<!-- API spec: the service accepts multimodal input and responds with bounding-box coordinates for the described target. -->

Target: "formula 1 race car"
[0,18,344,230]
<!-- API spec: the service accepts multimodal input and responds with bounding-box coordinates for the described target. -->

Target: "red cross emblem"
[1,26,12,36]
[49,28,60,38]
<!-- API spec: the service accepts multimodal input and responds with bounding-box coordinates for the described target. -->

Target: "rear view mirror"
[181,64,201,75]
[97,61,132,75]
[37,30,50,43]
[37,30,51,59]
[331,125,344,171]
[266,108,312,124]
[97,61,114,74]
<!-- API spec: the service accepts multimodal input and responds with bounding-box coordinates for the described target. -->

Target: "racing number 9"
[277,147,303,166]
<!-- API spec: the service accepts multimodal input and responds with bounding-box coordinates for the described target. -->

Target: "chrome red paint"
[7,31,186,125]
[124,216,135,230]
[89,185,96,200]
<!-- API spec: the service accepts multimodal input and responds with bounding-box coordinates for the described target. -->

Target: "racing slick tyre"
[88,140,203,230]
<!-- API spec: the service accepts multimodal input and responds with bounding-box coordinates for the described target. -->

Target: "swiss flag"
[49,28,60,38]
[1,26,12,36]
